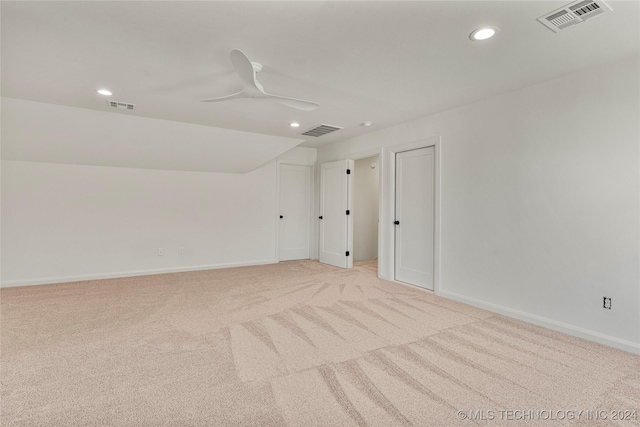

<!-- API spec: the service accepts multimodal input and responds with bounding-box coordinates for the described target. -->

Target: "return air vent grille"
[571,0,601,16]
[547,10,577,27]
[538,0,611,33]
[107,100,135,110]
[301,124,343,137]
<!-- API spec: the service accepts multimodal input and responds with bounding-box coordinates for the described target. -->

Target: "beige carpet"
[2,260,639,426]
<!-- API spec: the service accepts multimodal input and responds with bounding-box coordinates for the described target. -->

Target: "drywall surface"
[1,160,279,285]
[279,146,317,164]
[318,56,640,352]
[1,98,303,173]
[353,156,379,262]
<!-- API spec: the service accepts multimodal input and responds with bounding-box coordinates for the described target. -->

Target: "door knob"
[394,220,400,225]
[319,216,323,219]
[279,215,283,219]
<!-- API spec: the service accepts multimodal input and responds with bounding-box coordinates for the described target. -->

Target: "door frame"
[275,159,315,262]
[385,136,441,294]
[345,148,384,272]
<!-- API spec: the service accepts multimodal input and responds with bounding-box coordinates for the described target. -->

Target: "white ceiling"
[2,97,302,173]
[2,0,639,150]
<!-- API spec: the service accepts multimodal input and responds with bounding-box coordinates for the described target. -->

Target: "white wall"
[318,56,640,353]
[278,147,317,164]
[1,161,276,285]
[1,146,316,286]
[353,156,379,262]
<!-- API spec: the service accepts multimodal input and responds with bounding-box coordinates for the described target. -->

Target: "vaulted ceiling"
[2,1,638,170]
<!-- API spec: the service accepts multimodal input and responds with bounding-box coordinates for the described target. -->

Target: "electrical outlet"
[178,247,184,255]
[603,297,611,310]
[158,247,164,256]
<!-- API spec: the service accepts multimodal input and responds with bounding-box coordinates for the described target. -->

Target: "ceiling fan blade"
[265,93,319,111]
[230,49,260,92]
[201,50,317,111]
[200,91,246,102]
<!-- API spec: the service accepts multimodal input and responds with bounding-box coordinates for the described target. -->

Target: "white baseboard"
[0,259,278,288]
[438,290,640,356]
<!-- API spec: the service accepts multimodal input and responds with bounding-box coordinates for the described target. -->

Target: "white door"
[395,146,434,289]
[278,164,311,261]
[319,159,353,268]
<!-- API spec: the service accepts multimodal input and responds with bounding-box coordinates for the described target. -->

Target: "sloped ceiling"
[1,1,639,172]
[2,98,302,173]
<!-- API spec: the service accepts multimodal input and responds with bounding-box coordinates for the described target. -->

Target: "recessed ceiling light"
[97,89,112,96]
[361,121,373,127]
[290,122,300,127]
[470,27,499,41]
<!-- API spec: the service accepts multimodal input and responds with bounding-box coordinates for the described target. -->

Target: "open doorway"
[353,155,380,268]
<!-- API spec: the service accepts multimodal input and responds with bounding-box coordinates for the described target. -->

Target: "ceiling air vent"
[538,0,612,32]
[300,124,343,137]
[107,100,135,110]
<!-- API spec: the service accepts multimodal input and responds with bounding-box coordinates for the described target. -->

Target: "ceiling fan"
[200,49,319,111]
